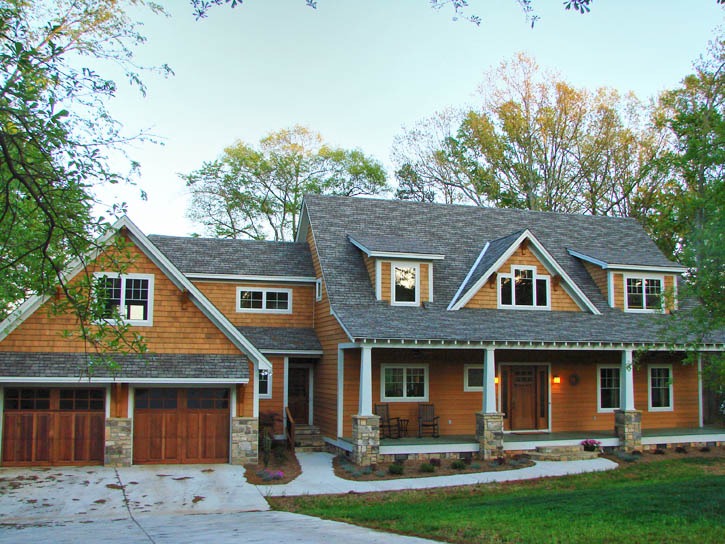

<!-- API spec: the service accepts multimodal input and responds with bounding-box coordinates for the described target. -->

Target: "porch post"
[476,347,504,460]
[615,349,642,452]
[351,345,379,466]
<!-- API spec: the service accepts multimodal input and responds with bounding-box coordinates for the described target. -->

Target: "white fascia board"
[0,377,249,384]
[259,349,324,356]
[447,242,490,311]
[451,231,532,311]
[567,249,686,274]
[295,201,310,243]
[329,307,355,342]
[347,339,725,351]
[186,273,317,283]
[348,236,445,261]
[120,217,273,372]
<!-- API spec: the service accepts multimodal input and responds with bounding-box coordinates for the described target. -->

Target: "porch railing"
[285,406,296,452]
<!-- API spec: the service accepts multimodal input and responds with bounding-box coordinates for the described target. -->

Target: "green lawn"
[270,457,725,543]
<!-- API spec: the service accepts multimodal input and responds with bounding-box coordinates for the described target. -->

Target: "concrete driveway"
[0,464,440,543]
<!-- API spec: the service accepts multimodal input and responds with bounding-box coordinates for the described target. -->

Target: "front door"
[287,367,310,424]
[502,365,549,431]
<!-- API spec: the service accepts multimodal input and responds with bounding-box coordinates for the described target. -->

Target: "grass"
[270,456,725,543]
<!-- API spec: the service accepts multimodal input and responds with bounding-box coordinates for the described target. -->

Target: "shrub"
[451,460,466,470]
[653,448,666,455]
[700,446,711,453]
[675,446,688,454]
[361,466,373,475]
[388,463,404,475]
[470,462,482,470]
[375,470,387,478]
[419,462,435,473]
[429,458,442,467]
[614,451,639,463]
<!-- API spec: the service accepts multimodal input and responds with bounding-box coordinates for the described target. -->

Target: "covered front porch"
[337,343,717,465]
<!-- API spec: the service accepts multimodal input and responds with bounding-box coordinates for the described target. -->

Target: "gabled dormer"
[449,230,599,314]
[348,235,444,307]
[567,248,685,314]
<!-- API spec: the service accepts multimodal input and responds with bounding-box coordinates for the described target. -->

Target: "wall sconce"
[494,376,500,384]
[552,375,561,384]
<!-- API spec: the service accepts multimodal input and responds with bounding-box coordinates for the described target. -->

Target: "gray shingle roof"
[568,247,686,269]
[0,353,249,380]
[304,195,722,345]
[348,234,444,257]
[148,235,315,278]
[236,327,322,353]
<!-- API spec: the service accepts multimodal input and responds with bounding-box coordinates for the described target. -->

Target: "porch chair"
[374,404,401,439]
[417,403,440,438]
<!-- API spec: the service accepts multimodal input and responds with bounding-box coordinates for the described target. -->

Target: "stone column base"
[351,414,380,466]
[615,410,642,452]
[104,418,132,467]
[231,416,259,465]
[476,412,504,460]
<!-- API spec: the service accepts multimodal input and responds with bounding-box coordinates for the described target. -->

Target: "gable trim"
[450,230,600,315]
[447,242,489,311]
[567,249,685,273]
[186,273,317,283]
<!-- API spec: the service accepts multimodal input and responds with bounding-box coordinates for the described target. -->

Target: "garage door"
[133,388,230,464]
[2,388,105,466]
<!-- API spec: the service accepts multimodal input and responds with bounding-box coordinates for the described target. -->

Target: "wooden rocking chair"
[417,403,440,438]
[374,404,401,439]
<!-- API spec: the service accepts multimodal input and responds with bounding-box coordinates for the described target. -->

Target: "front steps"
[293,424,325,452]
[527,445,600,461]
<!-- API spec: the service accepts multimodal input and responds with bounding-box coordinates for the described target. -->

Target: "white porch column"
[483,347,497,414]
[358,345,373,416]
[621,349,635,411]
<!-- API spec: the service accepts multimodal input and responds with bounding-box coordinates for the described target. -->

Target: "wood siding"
[465,249,581,311]
[377,260,431,306]
[259,356,285,435]
[363,255,376,297]
[583,261,608,303]
[308,228,352,438]
[194,282,315,328]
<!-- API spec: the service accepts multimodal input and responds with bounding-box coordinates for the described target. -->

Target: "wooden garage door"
[133,388,230,464]
[2,388,105,466]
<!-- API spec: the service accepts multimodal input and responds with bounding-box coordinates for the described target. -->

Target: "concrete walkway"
[259,452,618,496]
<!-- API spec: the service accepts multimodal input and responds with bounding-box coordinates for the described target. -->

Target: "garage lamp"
[552,375,561,384]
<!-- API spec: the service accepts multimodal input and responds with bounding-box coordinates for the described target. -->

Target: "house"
[0,195,722,467]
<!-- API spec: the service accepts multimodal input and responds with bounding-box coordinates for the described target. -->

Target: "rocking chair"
[417,403,440,438]
[374,404,401,439]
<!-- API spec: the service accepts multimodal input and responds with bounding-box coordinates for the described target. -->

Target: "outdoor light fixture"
[552,375,561,384]
[494,376,500,384]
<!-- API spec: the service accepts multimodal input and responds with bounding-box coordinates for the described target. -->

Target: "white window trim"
[390,262,420,307]
[623,273,665,313]
[380,363,429,402]
[236,287,293,314]
[497,265,551,310]
[315,278,322,302]
[648,364,674,412]
[463,364,484,392]
[597,364,621,413]
[93,272,155,327]
[258,368,272,399]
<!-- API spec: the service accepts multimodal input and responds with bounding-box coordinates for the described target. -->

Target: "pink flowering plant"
[581,439,602,450]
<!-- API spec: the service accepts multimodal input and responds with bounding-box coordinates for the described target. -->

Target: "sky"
[101,0,724,237]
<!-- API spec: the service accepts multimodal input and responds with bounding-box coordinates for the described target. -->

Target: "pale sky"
[100,0,724,237]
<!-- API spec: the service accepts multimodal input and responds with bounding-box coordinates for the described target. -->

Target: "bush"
[375,470,387,477]
[429,458,442,467]
[419,462,435,473]
[700,446,711,453]
[675,446,688,454]
[470,462,482,470]
[388,463,404,475]
[451,460,466,470]
[361,466,373,475]
[614,450,639,463]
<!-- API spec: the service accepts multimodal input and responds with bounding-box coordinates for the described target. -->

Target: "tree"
[393,53,667,221]
[652,35,725,388]
[0,1,167,358]
[182,126,387,241]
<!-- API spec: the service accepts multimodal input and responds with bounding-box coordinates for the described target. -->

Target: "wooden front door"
[503,366,549,431]
[133,388,229,464]
[287,367,309,424]
[2,388,105,466]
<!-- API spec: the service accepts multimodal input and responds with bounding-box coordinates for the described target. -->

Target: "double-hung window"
[598,366,620,411]
[498,266,550,309]
[391,263,419,306]
[381,364,428,401]
[257,369,271,398]
[95,273,154,326]
[464,365,484,392]
[649,365,673,411]
[625,276,663,312]
[237,288,292,313]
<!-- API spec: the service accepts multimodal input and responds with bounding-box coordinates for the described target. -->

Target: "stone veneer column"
[104,418,132,467]
[614,410,642,452]
[351,414,380,466]
[231,416,259,465]
[476,411,504,460]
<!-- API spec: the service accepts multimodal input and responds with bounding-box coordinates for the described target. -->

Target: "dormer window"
[392,263,419,306]
[625,276,662,312]
[498,266,549,309]
[95,273,154,326]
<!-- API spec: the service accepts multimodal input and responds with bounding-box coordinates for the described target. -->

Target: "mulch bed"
[244,451,301,485]
[333,454,534,481]
[604,444,725,466]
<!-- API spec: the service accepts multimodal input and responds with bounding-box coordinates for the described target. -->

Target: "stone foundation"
[476,411,504,460]
[231,416,258,465]
[351,414,380,466]
[104,418,132,467]
[615,410,642,452]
